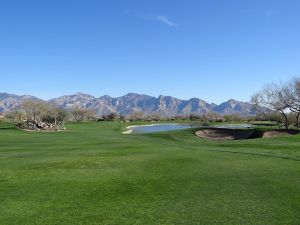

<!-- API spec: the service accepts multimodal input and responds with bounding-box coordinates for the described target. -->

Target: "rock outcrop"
[17,121,66,131]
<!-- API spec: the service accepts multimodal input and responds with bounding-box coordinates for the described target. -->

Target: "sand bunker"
[195,128,299,141]
[195,128,255,141]
[262,130,298,138]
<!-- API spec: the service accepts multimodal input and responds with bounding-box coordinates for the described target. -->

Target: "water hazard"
[123,123,252,134]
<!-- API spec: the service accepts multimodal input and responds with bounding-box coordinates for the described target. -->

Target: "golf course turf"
[0,122,300,225]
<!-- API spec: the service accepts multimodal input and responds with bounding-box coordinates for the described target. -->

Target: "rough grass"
[0,122,300,225]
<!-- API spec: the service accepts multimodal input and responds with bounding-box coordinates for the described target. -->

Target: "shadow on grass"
[0,126,17,130]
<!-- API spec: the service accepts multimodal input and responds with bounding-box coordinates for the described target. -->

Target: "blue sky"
[0,0,300,103]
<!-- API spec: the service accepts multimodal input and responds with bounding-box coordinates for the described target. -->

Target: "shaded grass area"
[0,122,300,225]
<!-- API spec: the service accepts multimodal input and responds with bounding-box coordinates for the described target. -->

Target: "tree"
[5,110,25,123]
[281,78,300,129]
[21,100,49,123]
[128,111,144,121]
[148,113,162,121]
[71,107,97,122]
[106,112,119,121]
[189,114,201,121]
[251,83,290,129]
[119,115,126,121]
[43,105,67,126]
[224,114,242,122]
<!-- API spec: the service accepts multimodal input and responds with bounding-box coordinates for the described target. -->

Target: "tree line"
[4,100,246,125]
[5,100,97,125]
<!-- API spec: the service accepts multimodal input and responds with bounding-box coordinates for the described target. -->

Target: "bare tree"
[251,93,271,120]
[282,78,300,128]
[21,100,49,123]
[5,109,25,123]
[251,83,289,129]
[106,112,119,121]
[128,111,144,121]
[149,113,162,121]
[43,105,67,126]
[71,107,97,122]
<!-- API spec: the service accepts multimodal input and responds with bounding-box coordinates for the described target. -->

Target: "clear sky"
[1,0,300,103]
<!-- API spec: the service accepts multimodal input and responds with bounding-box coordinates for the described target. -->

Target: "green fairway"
[0,122,300,225]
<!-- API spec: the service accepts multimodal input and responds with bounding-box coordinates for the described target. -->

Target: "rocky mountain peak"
[0,92,255,116]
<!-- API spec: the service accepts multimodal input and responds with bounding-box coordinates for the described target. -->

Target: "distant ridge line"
[0,92,255,116]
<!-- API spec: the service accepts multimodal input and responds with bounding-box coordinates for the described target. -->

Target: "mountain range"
[0,92,256,116]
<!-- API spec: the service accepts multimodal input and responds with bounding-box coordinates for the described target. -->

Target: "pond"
[123,123,252,134]
[123,123,196,134]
